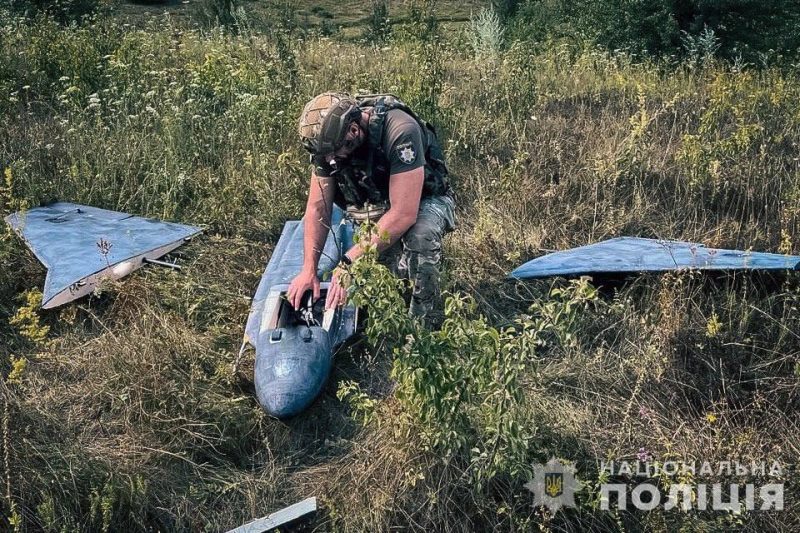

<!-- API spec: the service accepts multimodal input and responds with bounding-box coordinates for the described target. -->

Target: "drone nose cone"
[261,391,307,419]
[255,326,334,419]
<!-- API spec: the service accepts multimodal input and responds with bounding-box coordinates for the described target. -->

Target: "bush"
[468,7,505,58]
[364,0,390,43]
[339,225,600,489]
[7,0,107,24]
[193,0,242,32]
[511,0,800,63]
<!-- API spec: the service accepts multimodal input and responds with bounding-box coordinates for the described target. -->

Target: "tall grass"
[1,8,799,531]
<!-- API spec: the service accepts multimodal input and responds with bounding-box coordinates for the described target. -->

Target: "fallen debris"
[510,237,800,279]
[4,202,202,308]
[225,497,318,533]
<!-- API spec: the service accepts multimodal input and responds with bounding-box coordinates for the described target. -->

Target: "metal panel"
[225,497,317,533]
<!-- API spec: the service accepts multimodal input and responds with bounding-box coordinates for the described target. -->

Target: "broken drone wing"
[4,202,201,308]
[509,237,800,279]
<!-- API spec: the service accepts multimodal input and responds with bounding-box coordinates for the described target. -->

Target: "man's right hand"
[286,268,320,310]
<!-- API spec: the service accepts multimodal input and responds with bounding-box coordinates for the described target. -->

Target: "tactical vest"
[331,94,450,209]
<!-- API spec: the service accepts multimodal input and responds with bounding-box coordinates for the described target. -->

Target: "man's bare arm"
[345,166,424,261]
[302,174,336,270]
[286,173,336,309]
[325,166,424,309]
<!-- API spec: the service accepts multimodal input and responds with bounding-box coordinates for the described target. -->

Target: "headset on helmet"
[298,92,362,155]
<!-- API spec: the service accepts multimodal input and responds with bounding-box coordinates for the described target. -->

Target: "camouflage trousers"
[377,193,456,328]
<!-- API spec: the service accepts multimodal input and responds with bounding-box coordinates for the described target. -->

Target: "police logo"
[545,472,564,498]
[525,458,581,513]
[397,143,416,164]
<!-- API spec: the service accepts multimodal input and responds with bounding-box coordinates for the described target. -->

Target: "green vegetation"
[511,0,800,63]
[1,1,800,530]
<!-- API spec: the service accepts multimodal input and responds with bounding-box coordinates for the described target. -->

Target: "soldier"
[287,92,455,327]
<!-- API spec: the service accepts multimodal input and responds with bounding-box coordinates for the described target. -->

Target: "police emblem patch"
[524,458,582,513]
[397,143,416,164]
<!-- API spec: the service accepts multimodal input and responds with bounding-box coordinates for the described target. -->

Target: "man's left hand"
[325,266,350,310]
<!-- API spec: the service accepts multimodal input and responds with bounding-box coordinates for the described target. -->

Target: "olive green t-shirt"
[311,108,426,179]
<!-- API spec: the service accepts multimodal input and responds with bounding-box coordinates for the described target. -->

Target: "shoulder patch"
[396,142,417,165]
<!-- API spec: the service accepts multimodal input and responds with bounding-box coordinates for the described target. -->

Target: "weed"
[9,289,49,346]
[468,6,505,59]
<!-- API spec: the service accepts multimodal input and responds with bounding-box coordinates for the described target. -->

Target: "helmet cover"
[298,92,361,155]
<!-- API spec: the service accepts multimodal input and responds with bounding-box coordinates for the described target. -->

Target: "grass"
[1,4,800,531]
[112,0,482,38]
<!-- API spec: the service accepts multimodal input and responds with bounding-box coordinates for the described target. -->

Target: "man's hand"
[286,268,320,310]
[325,266,350,310]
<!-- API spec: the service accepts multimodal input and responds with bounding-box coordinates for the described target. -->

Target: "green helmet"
[298,92,361,155]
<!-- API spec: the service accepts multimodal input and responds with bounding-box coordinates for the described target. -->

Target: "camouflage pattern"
[377,193,456,328]
[298,92,359,155]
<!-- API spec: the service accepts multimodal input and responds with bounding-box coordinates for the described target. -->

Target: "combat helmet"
[298,92,362,155]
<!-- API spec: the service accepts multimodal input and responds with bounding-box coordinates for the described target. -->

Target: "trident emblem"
[545,472,564,498]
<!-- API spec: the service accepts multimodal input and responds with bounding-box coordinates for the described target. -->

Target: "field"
[1,1,800,531]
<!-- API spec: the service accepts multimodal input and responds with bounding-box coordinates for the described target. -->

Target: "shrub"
[364,0,390,43]
[510,0,800,63]
[339,225,600,488]
[468,7,505,58]
[7,0,107,24]
[193,0,237,31]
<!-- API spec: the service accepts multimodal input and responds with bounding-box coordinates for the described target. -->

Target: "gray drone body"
[243,207,357,418]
